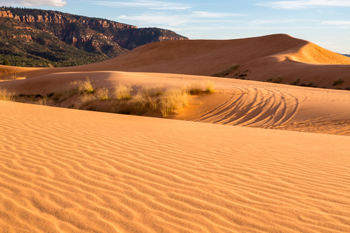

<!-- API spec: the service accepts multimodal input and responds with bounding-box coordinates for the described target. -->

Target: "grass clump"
[96,88,109,101]
[139,84,164,98]
[0,88,15,101]
[266,77,282,83]
[160,88,189,117]
[333,78,344,86]
[187,82,203,95]
[71,77,94,94]
[115,84,133,100]
[291,79,301,85]
[204,80,215,93]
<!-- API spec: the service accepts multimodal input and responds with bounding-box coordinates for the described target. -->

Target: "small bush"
[0,88,15,101]
[306,82,318,88]
[115,84,133,100]
[75,94,97,108]
[71,77,94,94]
[96,88,109,101]
[3,59,10,66]
[160,88,189,117]
[333,78,344,86]
[291,79,301,85]
[212,64,239,77]
[187,82,203,95]
[266,77,282,83]
[36,96,48,106]
[139,85,164,98]
[204,80,215,94]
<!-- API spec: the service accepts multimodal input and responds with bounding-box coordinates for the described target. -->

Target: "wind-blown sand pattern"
[1,101,350,232]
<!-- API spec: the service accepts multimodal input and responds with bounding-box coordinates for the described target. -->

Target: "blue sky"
[2,0,350,53]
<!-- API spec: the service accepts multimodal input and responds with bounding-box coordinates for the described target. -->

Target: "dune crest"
[2,34,350,89]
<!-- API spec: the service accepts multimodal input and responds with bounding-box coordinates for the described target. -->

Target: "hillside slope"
[5,33,350,89]
[0,7,187,67]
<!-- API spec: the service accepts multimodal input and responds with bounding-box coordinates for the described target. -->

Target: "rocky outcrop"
[0,7,188,67]
[0,10,13,18]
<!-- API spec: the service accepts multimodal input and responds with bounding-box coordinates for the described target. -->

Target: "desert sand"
[1,101,350,232]
[2,34,350,88]
[1,34,350,232]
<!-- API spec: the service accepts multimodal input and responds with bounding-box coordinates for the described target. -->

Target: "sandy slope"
[1,100,350,232]
[1,71,350,135]
[2,34,350,88]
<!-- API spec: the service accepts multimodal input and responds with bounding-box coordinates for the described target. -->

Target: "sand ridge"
[3,34,350,89]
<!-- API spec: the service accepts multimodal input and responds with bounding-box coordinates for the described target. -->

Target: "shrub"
[291,79,301,85]
[306,82,318,88]
[187,82,203,95]
[96,88,109,101]
[71,77,94,94]
[160,88,189,117]
[75,94,97,108]
[0,88,15,101]
[115,84,133,100]
[3,59,10,66]
[212,64,239,77]
[205,80,215,94]
[139,84,164,98]
[333,78,344,86]
[36,96,48,106]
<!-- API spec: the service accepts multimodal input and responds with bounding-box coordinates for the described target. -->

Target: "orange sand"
[1,34,350,232]
[1,101,350,232]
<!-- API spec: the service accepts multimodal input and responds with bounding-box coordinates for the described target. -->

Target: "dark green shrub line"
[212,64,239,77]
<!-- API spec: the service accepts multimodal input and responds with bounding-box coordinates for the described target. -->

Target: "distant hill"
[343,54,350,58]
[0,7,187,67]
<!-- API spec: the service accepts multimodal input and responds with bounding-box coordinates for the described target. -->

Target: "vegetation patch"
[115,84,133,100]
[266,77,282,83]
[0,80,215,118]
[0,88,15,101]
[212,64,239,77]
[333,78,344,86]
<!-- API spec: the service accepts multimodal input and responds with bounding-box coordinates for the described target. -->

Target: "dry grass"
[205,80,215,93]
[52,78,94,103]
[96,88,109,101]
[139,85,164,98]
[36,97,48,106]
[71,77,94,94]
[0,80,211,118]
[0,88,15,101]
[75,94,97,109]
[187,82,203,95]
[115,84,133,100]
[160,88,189,117]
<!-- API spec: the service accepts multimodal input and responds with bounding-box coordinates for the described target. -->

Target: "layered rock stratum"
[0,7,187,67]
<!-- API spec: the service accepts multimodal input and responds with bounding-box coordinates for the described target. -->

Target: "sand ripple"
[1,101,350,232]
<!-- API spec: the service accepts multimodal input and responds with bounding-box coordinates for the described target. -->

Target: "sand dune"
[2,71,350,135]
[1,100,350,232]
[3,34,350,88]
[1,34,350,232]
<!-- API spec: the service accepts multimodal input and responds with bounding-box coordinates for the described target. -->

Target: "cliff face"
[0,7,188,67]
